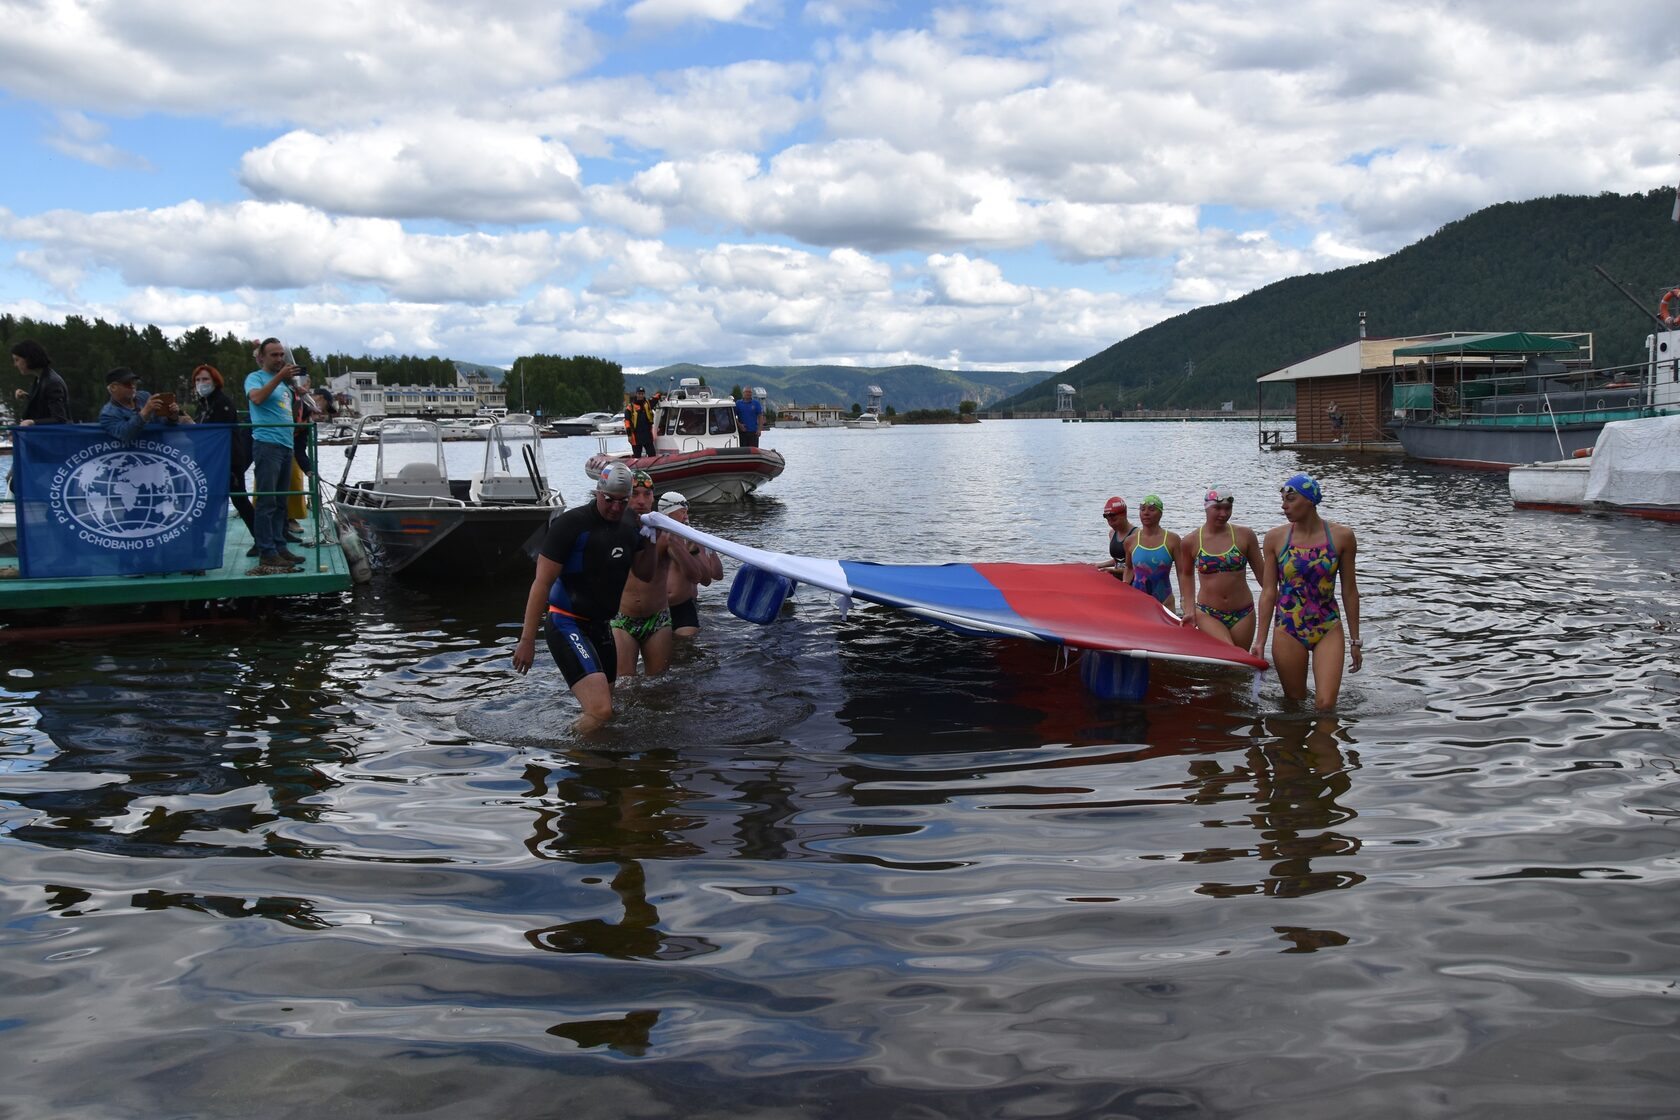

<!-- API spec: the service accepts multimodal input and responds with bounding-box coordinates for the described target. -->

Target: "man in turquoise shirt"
[244,338,303,568]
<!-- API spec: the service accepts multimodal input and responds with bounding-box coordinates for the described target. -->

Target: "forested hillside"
[640,362,1043,412]
[996,189,1680,412]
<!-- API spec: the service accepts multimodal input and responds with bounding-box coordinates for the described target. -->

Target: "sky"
[1,1,1675,375]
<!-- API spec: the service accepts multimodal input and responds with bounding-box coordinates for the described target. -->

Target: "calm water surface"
[3,422,1678,1118]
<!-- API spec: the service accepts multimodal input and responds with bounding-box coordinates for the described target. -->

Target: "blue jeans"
[251,441,292,554]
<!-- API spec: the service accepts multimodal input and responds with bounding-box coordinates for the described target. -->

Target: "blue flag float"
[13,423,232,578]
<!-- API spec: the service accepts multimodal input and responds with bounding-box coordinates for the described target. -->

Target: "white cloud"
[925,254,1029,306]
[2,201,578,301]
[624,0,771,29]
[42,109,151,171]
[0,0,599,127]
[240,121,583,224]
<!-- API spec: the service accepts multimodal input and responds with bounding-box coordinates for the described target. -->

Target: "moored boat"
[584,379,784,503]
[333,418,565,579]
[1509,414,1680,521]
[1392,322,1680,469]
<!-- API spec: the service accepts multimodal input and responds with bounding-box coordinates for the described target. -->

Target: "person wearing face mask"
[190,363,255,537]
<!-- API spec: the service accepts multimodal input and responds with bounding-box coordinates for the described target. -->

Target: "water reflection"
[3,424,1678,1115]
[1182,715,1364,902]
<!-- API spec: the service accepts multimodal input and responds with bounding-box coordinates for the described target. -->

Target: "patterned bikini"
[1194,528,1254,630]
[1275,524,1341,647]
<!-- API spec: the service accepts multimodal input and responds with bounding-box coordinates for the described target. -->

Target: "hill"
[995,189,1680,413]
[636,362,1046,412]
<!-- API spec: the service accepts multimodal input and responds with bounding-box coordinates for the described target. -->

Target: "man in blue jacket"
[734,386,764,448]
[99,368,193,443]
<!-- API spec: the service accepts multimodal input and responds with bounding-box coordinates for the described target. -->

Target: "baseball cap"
[1281,472,1323,504]
[106,367,139,386]
[1102,496,1128,517]
[596,461,634,497]
[1204,487,1234,506]
[657,492,689,511]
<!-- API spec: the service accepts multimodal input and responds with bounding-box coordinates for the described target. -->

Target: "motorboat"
[333,417,566,579]
[843,385,889,430]
[1509,414,1680,521]
[584,379,785,503]
[549,411,621,437]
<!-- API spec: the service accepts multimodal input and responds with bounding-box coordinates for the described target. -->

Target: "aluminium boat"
[333,418,564,579]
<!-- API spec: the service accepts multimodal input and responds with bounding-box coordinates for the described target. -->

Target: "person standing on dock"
[1095,496,1137,580]
[660,492,722,637]
[513,461,657,733]
[11,340,70,428]
[734,386,764,448]
[624,386,657,457]
[191,364,254,537]
[245,339,305,569]
[1251,473,1362,711]
[1326,401,1345,443]
[98,368,193,443]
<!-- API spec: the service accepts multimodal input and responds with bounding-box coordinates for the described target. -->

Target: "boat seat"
[381,461,453,498]
[469,474,541,503]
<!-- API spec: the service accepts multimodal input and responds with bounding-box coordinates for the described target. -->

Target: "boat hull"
[1394,418,1618,469]
[1508,459,1589,511]
[333,485,558,579]
[585,447,786,503]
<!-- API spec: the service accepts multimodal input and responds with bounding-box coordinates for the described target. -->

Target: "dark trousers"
[739,430,759,448]
[631,428,655,457]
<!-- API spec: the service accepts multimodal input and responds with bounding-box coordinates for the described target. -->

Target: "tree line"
[1,313,625,421]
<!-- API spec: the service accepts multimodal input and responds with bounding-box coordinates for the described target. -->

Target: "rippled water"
[3,422,1678,1118]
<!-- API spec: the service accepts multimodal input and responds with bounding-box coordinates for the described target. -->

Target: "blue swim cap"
[1281,472,1323,504]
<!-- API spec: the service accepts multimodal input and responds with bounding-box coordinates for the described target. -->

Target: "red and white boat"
[585,380,785,503]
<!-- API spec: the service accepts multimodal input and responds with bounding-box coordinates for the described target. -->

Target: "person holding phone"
[98,367,193,444]
[245,338,304,569]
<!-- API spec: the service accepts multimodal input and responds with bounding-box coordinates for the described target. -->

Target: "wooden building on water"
[1254,317,1591,452]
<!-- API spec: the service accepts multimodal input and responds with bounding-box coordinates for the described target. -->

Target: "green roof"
[1391,331,1581,357]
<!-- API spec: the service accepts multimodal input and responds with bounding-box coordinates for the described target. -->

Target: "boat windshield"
[375,421,448,481]
[481,422,545,482]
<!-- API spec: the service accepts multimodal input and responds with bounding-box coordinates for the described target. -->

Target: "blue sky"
[0,0,1673,373]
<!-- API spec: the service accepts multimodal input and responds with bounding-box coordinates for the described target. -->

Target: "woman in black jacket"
[191,363,255,534]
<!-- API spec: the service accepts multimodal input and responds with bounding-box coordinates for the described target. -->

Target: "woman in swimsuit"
[1126,495,1181,611]
[1095,495,1137,580]
[1252,473,1362,710]
[1174,487,1264,647]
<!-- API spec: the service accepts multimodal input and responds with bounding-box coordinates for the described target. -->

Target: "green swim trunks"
[610,607,672,642]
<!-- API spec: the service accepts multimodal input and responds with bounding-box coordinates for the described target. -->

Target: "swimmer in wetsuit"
[1251,472,1363,711]
[1174,487,1264,648]
[659,492,722,638]
[513,461,656,733]
[1126,494,1181,611]
[1094,495,1138,580]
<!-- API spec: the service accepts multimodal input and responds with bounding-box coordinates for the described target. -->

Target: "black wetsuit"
[538,502,648,684]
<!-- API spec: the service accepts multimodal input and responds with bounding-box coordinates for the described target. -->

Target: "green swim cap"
[1141,494,1163,509]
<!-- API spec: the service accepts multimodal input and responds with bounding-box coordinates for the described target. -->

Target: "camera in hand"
[154,392,177,414]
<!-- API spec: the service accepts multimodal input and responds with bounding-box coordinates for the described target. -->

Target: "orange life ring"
[1659,287,1680,327]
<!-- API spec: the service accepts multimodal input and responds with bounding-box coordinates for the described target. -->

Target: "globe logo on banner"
[60,449,207,545]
